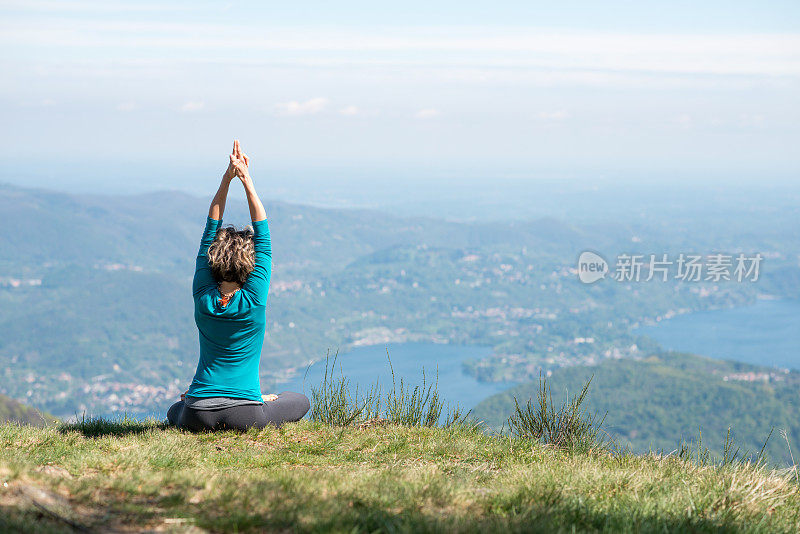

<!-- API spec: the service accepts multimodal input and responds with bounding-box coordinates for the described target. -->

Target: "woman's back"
[187,216,272,401]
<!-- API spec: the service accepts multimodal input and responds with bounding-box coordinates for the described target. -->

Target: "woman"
[167,140,310,431]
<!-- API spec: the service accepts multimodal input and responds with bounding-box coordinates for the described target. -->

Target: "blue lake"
[634,299,800,370]
[274,343,515,411]
[120,342,509,421]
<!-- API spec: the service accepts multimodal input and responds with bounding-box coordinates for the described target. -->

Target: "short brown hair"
[206,225,255,284]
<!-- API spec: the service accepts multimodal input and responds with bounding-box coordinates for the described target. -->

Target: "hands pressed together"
[224,139,253,188]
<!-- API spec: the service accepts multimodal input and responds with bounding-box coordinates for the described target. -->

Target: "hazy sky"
[1,1,798,193]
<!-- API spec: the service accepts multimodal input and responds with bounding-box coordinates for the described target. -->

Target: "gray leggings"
[166,391,310,432]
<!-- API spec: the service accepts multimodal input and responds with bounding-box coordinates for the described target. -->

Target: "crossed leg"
[166,391,310,432]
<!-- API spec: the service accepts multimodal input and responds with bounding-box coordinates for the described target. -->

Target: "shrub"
[309,350,381,427]
[309,348,474,428]
[506,373,607,451]
[669,426,775,469]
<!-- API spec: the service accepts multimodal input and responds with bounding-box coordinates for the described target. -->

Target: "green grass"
[309,349,472,428]
[1,418,799,533]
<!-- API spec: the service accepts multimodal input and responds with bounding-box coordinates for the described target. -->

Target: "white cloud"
[535,110,570,121]
[116,101,136,112]
[274,97,329,116]
[672,114,693,129]
[339,105,360,116]
[739,113,766,127]
[180,101,204,112]
[414,108,441,119]
[40,98,56,107]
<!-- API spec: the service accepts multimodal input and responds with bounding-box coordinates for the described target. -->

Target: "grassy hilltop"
[1,418,799,533]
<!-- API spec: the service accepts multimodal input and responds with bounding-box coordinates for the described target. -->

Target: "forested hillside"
[0,394,56,426]
[473,352,800,465]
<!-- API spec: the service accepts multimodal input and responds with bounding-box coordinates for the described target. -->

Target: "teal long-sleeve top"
[187,216,272,401]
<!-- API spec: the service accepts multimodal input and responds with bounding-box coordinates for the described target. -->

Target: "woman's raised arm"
[207,142,238,220]
[192,144,238,297]
[231,141,271,305]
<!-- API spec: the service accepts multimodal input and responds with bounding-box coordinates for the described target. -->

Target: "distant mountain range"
[0,182,602,278]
